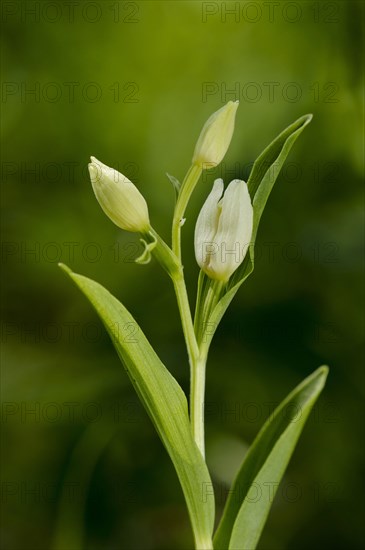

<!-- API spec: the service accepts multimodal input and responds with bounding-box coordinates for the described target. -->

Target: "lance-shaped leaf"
[59,264,214,549]
[213,366,328,550]
[199,114,313,350]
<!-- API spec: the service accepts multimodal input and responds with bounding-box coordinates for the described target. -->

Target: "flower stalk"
[172,163,202,260]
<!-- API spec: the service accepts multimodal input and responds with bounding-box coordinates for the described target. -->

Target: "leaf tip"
[318,365,329,378]
[313,365,329,391]
[58,262,72,275]
[304,113,313,124]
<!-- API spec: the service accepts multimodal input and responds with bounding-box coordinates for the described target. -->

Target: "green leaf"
[194,269,215,345]
[166,172,182,201]
[246,113,313,247]
[59,264,214,549]
[213,366,328,550]
[201,114,313,351]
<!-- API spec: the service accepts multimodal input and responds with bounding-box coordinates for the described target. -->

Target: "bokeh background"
[2,1,364,549]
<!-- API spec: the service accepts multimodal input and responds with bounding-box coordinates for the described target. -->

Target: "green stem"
[196,536,214,550]
[149,161,217,458]
[190,354,207,458]
[146,228,205,455]
[146,229,224,462]
[146,228,199,369]
[172,163,202,259]
[173,272,209,458]
[190,279,224,458]
[171,162,209,456]
[147,227,180,278]
[173,272,200,370]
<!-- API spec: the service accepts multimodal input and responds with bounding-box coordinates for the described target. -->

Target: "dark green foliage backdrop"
[2,1,364,549]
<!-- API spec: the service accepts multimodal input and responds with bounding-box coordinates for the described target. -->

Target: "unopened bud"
[192,101,239,169]
[88,157,150,233]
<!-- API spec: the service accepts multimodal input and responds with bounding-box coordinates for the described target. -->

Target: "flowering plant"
[60,102,328,550]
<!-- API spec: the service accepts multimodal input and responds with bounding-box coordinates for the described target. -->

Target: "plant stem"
[171,271,208,459]
[196,535,214,550]
[172,272,200,370]
[191,279,224,458]
[171,162,208,456]
[147,229,200,371]
[173,278,224,459]
[150,162,213,457]
[172,163,202,260]
[190,354,207,458]
[147,229,205,454]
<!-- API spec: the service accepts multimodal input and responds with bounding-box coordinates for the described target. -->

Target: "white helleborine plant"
[195,178,254,282]
[88,156,150,233]
[61,105,326,550]
[192,100,239,168]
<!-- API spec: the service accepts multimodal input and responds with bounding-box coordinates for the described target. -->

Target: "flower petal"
[194,179,224,270]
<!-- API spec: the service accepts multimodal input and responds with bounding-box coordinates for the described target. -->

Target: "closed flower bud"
[194,178,253,282]
[192,101,239,169]
[88,156,150,233]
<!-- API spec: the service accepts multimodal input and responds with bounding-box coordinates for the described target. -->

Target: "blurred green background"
[2,1,364,549]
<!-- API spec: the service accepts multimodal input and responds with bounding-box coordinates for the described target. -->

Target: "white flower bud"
[194,178,253,282]
[192,101,239,169]
[88,156,150,233]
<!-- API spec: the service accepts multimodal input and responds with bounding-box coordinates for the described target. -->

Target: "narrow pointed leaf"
[166,172,182,201]
[59,264,214,548]
[247,114,313,228]
[213,366,328,550]
[201,115,313,350]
